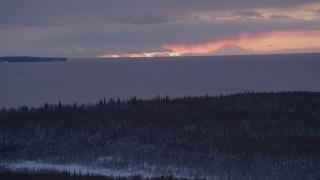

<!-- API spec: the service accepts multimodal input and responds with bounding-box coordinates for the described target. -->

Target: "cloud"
[268,14,292,20]
[162,30,320,55]
[111,13,176,25]
[0,0,319,57]
[0,0,318,28]
[1,19,319,57]
[231,10,262,18]
[97,30,320,58]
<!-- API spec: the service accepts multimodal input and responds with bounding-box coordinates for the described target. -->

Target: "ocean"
[1,53,320,108]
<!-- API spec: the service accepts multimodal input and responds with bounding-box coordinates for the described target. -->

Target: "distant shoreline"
[1,90,319,109]
[0,56,67,63]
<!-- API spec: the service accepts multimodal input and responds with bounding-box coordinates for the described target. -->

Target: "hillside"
[0,92,319,179]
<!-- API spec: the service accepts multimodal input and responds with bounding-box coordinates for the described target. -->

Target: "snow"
[1,160,214,179]
[2,161,153,178]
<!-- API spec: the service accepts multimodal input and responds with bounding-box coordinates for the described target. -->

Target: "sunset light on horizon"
[98,30,320,58]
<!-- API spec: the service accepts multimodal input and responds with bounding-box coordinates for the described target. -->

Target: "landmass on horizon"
[0,56,67,63]
[1,52,320,62]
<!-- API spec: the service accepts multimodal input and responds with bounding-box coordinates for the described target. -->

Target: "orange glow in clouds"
[163,30,320,55]
[98,30,320,58]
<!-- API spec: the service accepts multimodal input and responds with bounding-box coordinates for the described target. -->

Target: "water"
[1,54,320,108]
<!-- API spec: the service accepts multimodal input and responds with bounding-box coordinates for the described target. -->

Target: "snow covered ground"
[2,161,154,178]
[1,160,213,179]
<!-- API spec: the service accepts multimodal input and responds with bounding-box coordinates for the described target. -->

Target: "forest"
[0,91,319,179]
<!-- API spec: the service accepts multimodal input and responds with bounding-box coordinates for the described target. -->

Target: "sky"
[1,0,320,58]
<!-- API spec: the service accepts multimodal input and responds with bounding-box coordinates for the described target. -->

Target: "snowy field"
[2,161,155,178]
[1,160,213,179]
[1,92,319,179]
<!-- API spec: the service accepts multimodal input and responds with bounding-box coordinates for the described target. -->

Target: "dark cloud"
[110,13,176,25]
[0,0,317,28]
[231,10,262,18]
